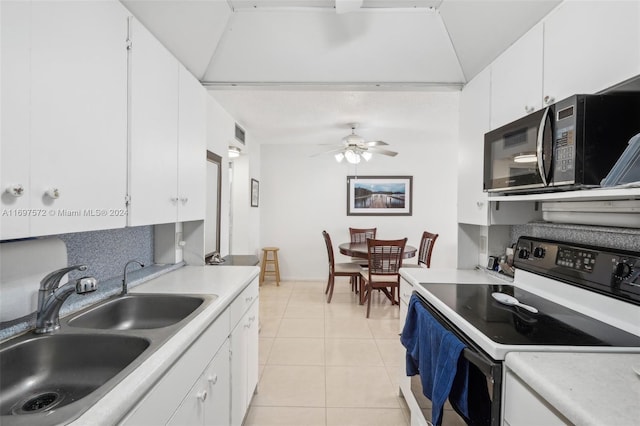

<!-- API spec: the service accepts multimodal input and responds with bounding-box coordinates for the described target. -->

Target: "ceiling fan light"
[228,146,241,159]
[361,152,372,161]
[335,152,345,163]
[344,150,360,164]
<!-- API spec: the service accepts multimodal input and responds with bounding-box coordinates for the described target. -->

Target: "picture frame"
[251,178,259,207]
[347,175,412,216]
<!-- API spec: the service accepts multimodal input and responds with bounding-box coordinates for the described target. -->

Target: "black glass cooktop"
[423,284,640,347]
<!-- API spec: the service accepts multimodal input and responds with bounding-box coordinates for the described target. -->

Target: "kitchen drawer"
[229,278,259,330]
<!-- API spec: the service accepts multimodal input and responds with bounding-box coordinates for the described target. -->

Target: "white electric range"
[399,236,640,426]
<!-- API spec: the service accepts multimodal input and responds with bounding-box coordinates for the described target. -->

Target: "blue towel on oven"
[400,295,467,426]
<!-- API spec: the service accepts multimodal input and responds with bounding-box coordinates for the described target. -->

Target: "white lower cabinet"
[121,279,260,426]
[230,281,260,426]
[502,370,568,426]
[120,310,230,425]
[168,340,230,426]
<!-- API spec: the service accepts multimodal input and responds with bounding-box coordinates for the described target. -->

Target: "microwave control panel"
[554,127,575,174]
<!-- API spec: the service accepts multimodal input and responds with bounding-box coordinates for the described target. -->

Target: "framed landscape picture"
[346,175,412,216]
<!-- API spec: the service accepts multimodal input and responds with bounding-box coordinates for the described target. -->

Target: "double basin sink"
[0,293,218,426]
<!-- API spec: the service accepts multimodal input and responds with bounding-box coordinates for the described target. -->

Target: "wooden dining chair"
[349,227,377,243]
[322,230,362,303]
[360,237,407,318]
[349,227,377,266]
[403,231,439,268]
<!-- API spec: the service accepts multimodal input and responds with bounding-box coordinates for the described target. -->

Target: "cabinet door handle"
[543,95,555,105]
[45,188,60,199]
[245,296,253,302]
[180,197,188,204]
[170,197,179,204]
[5,184,24,197]
[197,390,208,402]
[524,105,535,114]
[208,374,218,385]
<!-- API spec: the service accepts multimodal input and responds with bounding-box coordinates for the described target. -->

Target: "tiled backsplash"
[57,226,154,282]
[0,226,161,337]
[511,222,640,252]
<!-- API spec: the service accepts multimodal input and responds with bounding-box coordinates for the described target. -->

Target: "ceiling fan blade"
[310,147,345,157]
[367,147,398,157]
[364,140,389,147]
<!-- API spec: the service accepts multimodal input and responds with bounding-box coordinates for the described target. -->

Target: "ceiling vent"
[235,123,246,145]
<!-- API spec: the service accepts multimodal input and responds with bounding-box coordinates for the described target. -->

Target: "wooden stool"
[260,247,281,286]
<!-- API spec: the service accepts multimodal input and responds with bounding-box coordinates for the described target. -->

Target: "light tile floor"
[245,279,409,426]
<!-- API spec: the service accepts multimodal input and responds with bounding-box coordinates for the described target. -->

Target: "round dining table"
[338,242,417,259]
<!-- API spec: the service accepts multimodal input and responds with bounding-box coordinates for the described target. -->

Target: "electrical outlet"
[479,235,487,253]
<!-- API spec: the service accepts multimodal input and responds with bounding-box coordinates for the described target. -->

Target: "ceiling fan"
[312,123,398,164]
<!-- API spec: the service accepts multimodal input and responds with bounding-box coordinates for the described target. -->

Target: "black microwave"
[483,93,640,194]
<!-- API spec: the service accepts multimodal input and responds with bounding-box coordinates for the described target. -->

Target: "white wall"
[206,94,261,258]
[229,130,261,256]
[260,93,460,280]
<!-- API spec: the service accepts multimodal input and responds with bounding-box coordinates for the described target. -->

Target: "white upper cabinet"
[1,1,31,239]
[177,66,207,223]
[128,17,180,226]
[458,67,491,226]
[489,1,640,131]
[1,0,129,239]
[543,1,640,104]
[490,24,544,129]
[128,18,206,227]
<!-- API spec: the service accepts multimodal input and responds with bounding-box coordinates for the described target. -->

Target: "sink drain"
[13,392,63,414]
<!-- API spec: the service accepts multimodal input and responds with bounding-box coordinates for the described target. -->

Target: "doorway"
[205,150,222,260]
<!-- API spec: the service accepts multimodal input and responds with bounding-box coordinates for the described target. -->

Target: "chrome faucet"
[35,265,97,334]
[122,260,144,295]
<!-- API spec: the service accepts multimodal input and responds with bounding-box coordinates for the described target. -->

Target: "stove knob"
[533,247,546,259]
[614,262,633,280]
[518,248,530,259]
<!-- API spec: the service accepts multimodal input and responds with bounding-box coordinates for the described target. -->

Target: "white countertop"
[70,264,260,425]
[505,352,640,426]
[400,266,511,287]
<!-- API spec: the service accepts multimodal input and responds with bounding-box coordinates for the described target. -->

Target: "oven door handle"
[462,348,500,379]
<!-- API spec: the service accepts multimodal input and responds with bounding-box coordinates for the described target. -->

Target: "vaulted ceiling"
[119,0,562,147]
[121,0,560,86]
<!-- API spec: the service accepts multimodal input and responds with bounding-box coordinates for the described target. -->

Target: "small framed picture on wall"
[251,178,259,207]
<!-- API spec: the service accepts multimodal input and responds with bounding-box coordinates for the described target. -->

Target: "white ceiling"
[210,89,459,145]
[120,0,561,147]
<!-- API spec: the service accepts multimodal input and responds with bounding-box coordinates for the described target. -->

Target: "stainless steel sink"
[67,294,210,330]
[0,293,218,426]
[0,334,149,425]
